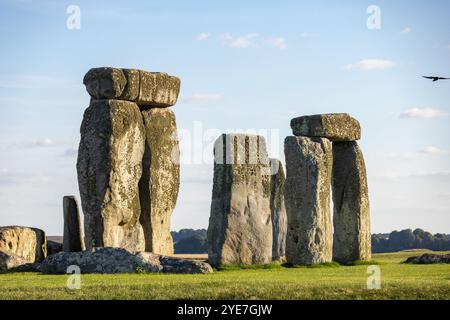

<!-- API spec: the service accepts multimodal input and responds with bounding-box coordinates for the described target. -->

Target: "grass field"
[0,250,449,300]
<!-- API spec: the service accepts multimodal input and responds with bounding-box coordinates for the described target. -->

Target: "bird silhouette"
[422,76,450,82]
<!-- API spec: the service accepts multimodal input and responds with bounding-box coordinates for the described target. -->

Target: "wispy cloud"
[391,146,449,159]
[62,147,78,157]
[418,146,448,155]
[344,59,395,71]
[300,32,320,38]
[401,27,412,34]
[0,75,77,89]
[399,108,448,119]
[183,94,223,103]
[8,138,75,149]
[223,33,259,48]
[196,32,211,41]
[0,168,52,187]
[266,37,288,49]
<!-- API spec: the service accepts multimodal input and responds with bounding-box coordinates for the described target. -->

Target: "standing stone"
[63,196,85,252]
[139,108,180,255]
[332,142,371,263]
[207,134,272,266]
[284,136,333,264]
[291,113,361,142]
[269,159,287,262]
[0,226,47,263]
[77,99,145,251]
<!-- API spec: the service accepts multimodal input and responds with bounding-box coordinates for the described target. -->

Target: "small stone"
[207,134,272,266]
[284,136,333,264]
[40,247,213,274]
[332,142,371,263]
[0,226,47,263]
[405,253,450,264]
[139,108,180,255]
[291,113,361,142]
[269,158,287,262]
[77,99,146,251]
[0,251,28,272]
[63,196,85,252]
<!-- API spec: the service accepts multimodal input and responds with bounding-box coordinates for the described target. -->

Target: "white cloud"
[196,32,211,41]
[62,147,78,157]
[419,146,448,155]
[344,59,395,71]
[183,94,223,103]
[266,37,288,49]
[399,108,448,119]
[401,27,412,34]
[300,32,320,38]
[223,33,258,48]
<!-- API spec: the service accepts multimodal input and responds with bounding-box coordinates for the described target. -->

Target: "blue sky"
[0,0,449,235]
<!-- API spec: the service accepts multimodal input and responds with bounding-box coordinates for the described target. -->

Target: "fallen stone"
[139,108,180,255]
[83,67,180,107]
[290,113,361,142]
[332,142,371,263]
[63,196,85,252]
[0,251,28,272]
[0,226,47,263]
[269,158,287,262]
[77,99,146,251]
[40,247,213,274]
[405,254,450,264]
[208,134,272,266]
[284,136,333,264]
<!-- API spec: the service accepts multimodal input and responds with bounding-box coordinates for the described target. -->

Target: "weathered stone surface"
[63,196,85,252]
[77,99,145,251]
[284,136,333,264]
[83,67,180,107]
[139,108,180,255]
[291,113,361,142]
[0,226,47,263]
[40,247,213,274]
[46,240,63,256]
[269,158,287,262]
[0,251,28,272]
[208,134,272,266]
[332,142,371,263]
[137,70,180,108]
[405,253,450,264]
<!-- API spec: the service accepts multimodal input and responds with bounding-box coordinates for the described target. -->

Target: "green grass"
[0,250,449,300]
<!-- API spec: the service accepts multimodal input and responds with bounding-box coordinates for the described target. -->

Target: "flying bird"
[422,76,450,82]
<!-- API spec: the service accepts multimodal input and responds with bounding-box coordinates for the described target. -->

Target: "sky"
[0,0,449,235]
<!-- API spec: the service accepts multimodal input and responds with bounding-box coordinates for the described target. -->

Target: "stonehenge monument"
[207,134,273,266]
[62,196,85,252]
[285,113,371,264]
[284,137,334,264]
[269,159,287,261]
[77,67,181,254]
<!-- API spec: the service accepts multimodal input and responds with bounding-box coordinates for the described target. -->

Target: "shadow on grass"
[214,262,282,271]
[282,261,341,269]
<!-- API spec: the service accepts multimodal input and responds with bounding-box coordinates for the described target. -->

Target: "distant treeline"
[171,229,207,254]
[372,229,450,253]
[171,228,450,254]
